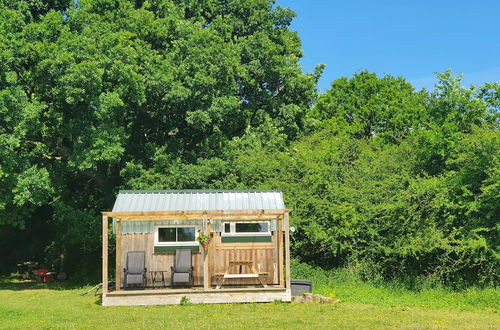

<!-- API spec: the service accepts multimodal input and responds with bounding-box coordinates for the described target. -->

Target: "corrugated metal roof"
[112,190,285,212]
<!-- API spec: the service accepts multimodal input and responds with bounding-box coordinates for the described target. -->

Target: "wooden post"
[203,213,209,290]
[284,211,291,290]
[278,215,284,287]
[102,215,109,295]
[115,219,122,291]
[206,218,211,288]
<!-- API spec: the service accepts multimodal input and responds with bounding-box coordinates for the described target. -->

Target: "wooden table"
[149,270,168,287]
[215,260,268,289]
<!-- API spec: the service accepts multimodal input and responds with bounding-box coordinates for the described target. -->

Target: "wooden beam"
[211,232,216,288]
[207,216,211,288]
[203,214,209,290]
[278,216,284,287]
[103,209,289,218]
[102,215,109,295]
[115,219,122,291]
[117,215,279,221]
[284,211,291,290]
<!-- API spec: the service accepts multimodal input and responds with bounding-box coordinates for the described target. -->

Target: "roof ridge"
[118,189,283,193]
[112,190,285,212]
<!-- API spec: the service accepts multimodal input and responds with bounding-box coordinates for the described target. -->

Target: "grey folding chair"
[124,251,147,289]
[171,249,194,288]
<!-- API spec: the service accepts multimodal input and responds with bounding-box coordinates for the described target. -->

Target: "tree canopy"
[0,0,318,271]
[0,0,498,286]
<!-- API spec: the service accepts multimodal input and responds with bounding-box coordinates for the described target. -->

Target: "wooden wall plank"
[115,220,122,290]
[120,228,281,288]
[121,233,203,287]
[210,232,216,284]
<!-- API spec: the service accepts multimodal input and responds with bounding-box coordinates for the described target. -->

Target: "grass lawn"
[0,278,498,329]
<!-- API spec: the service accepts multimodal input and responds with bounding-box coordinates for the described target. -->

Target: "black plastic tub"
[291,279,312,296]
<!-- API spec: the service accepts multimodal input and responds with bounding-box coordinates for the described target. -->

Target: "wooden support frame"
[284,211,291,289]
[103,208,291,298]
[115,219,122,291]
[116,215,278,221]
[104,209,289,222]
[277,215,284,287]
[102,215,109,295]
[203,213,210,289]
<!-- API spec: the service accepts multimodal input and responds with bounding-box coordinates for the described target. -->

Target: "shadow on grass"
[0,276,99,291]
[94,296,103,305]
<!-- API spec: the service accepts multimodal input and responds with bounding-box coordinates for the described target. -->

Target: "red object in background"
[36,269,53,283]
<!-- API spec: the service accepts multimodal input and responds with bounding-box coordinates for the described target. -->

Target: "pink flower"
[197,229,201,233]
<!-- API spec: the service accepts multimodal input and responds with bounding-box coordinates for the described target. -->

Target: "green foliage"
[311,71,427,141]
[0,0,497,289]
[0,0,316,271]
[223,73,499,286]
[180,295,190,306]
[291,260,499,311]
[196,231,210,245]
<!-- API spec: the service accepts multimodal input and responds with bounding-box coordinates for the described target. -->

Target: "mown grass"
[0,264,498,329]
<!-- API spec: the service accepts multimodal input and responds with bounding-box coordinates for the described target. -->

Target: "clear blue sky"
[277,0,500,92]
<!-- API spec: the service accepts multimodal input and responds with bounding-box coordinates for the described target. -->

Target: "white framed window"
[221,221,271,236]
[154,225,198,246]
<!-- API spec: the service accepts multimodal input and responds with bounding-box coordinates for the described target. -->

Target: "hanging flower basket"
[196,229,210,247]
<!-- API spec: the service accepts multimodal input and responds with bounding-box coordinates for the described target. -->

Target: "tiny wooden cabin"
[101,190,292,306]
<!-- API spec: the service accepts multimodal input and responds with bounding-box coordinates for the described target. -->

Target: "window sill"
[153,245,200,254]
[154,242,198,246]
[221,233,271,237]
[221,236,272,243]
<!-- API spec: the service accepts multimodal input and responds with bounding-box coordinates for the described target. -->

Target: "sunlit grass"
[1,269,498,329]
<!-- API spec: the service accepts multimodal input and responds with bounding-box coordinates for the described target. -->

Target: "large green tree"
[310,71,427,142]
[216,72,499,286]
[0,0,318,271]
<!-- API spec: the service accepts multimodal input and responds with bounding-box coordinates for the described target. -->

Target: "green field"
[1,273,498,329]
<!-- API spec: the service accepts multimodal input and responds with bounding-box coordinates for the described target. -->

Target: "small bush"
[180,296,190,306]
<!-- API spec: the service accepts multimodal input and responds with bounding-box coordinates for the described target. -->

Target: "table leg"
[257,276,268,288]
[215,277,225,289]
[216,268,229,289]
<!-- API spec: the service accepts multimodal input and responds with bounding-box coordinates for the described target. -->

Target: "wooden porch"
[101,207,292,306]
[103,286,290,306]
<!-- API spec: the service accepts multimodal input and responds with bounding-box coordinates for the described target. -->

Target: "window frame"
[154,225,199,247]
[221,221,271,237]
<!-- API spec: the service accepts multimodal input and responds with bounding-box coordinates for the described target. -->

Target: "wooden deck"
[101,206,292,305]
[103,286,291,306]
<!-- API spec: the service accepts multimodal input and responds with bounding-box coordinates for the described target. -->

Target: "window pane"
[158,228,176,242]
[235,223,268,233]
[224,223,231,233]
[177,227,195,241]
